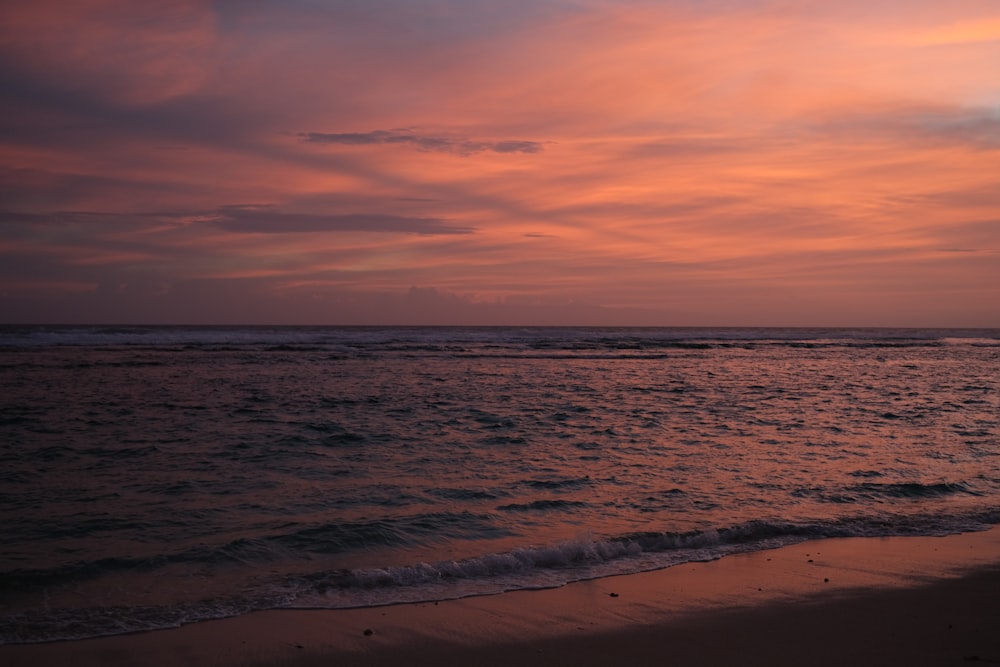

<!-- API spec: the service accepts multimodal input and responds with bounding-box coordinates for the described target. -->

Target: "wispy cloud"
[810,106,1000,149]
[207,205,473,235]
[0,206,473,236]
[299,130,545,156]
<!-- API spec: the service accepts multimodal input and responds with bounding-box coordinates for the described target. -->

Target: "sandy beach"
[3,527,999,667]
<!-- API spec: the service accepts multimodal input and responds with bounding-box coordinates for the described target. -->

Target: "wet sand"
[3,527,999,666]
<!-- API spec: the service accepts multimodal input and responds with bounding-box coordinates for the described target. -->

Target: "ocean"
[1,326,998,644]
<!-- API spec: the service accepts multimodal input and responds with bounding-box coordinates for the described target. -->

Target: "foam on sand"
[3,527,999,667]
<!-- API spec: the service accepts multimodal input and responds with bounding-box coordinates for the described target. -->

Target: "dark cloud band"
[299,130,544,155]
[210,205,473,235]
[0,206,474,236]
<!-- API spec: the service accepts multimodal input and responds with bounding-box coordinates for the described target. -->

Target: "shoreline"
[3,527,999,666]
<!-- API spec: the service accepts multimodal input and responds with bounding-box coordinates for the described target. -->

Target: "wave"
[793,481,982,504]
[0,511,512,594]
[2,325,997,351]
[5,509,1000,644]
[497,499,590,512]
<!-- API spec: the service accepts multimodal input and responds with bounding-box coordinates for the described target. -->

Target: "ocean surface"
[1,326,998,643]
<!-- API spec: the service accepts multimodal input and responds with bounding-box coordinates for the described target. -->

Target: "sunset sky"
[1,0,998,326]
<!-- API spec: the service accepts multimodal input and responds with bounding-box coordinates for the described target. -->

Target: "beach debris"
[363,628,374,636]
[960,657,1000,663]
[609,592,619,598]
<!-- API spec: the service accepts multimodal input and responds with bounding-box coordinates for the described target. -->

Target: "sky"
[1,0,998,326]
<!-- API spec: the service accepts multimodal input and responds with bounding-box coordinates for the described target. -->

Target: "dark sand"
[3,527,999,666]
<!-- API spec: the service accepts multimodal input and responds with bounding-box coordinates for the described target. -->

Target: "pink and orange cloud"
[1,0,997,325]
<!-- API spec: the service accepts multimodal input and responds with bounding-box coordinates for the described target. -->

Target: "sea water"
[1,326,997,643]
